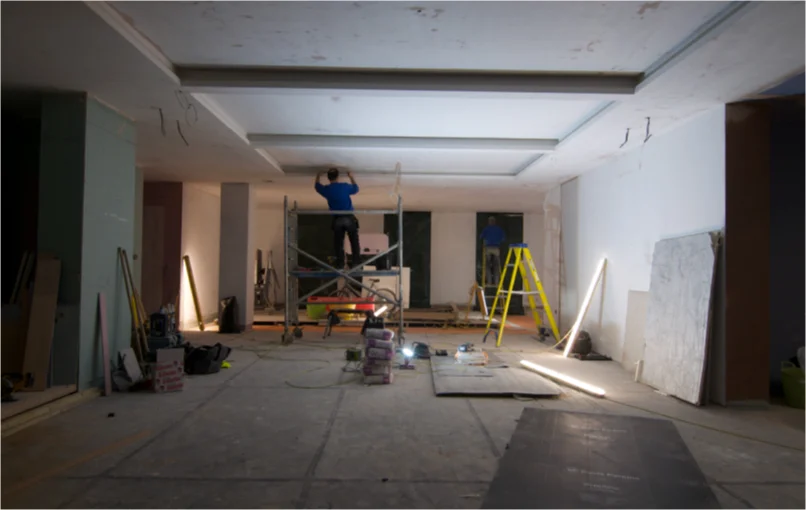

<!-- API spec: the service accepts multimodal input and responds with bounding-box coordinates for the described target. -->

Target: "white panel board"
[640,232,719,405]
[621,290,649,372]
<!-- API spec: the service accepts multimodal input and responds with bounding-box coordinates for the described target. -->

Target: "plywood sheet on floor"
[1,384,76,421]
[430,355,560,397]
[482,408,720,509]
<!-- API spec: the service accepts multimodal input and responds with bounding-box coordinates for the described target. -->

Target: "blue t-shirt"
[315,181,359,211]
[480,225,506,247]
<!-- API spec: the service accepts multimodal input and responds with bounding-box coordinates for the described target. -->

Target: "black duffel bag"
[184,343,232,375]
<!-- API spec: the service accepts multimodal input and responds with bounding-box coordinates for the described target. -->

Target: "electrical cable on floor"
[237,341,370,389]
[284,376,361,390]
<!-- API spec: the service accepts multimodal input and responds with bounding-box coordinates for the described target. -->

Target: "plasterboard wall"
[253,207,286,303]
[560,179,579,333]
[430,212,476,305]
[523,212,547,309]
[355,213,384,234]
[560,106,726,366]
[78,97,136,390]
[542,186,562,323]
[180,183,221,328]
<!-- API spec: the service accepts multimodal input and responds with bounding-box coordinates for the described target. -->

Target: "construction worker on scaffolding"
[315,167,361,270]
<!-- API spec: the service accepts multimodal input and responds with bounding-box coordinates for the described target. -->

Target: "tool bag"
[218,296,240,334]
[572,331,593,356]
[184,343,232,375]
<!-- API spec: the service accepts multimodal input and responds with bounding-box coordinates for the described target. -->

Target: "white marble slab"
[640,232,719,405]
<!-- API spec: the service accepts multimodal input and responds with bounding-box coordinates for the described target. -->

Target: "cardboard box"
[154,348,185,393]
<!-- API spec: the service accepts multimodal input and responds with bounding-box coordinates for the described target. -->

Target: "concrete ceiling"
[112,1,726,72]
[2,1,804,211]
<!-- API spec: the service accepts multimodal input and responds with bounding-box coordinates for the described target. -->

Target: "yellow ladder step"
[483,243,560,347]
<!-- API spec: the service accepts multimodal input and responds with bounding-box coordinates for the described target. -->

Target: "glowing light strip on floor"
[520,359,606,398]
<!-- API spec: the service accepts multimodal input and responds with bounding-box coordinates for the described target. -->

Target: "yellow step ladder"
[483,243,560,347]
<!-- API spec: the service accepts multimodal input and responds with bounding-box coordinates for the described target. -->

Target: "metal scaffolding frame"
[283,195,405,344]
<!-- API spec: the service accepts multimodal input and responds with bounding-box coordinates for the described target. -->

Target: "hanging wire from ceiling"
[157,107,166,137]
[644,117,653,143]
[619,127,631,149]
[176,120,189,146]
[174,90,198,127]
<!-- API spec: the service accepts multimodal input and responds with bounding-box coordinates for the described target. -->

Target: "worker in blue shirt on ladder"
[315,168,361,269]
[480,216,506,286]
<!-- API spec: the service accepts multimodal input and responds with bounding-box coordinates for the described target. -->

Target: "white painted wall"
[430,212,476,305]
[219,183,256,328]
[542,186,562,322]
[560,179,579,332]
[560,106,726,366]
[429,211,548,308]
[355,213,384,234]
[180,183,221,329]
[523,212,547,309]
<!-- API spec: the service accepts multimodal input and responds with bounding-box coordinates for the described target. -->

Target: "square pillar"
[39,93,136,390]
[219,183,255,331]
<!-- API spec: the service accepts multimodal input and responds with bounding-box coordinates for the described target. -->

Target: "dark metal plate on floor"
[482,409,719,509]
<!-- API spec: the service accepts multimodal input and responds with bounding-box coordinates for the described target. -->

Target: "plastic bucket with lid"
[781,362,805,409]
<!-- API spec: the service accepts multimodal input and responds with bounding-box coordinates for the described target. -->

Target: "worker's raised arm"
[346,171,359,194]
[314,171,326,195]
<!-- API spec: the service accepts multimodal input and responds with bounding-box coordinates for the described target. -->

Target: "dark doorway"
[385,212,431,309]
[476,212,524,315]
[297,214,336,301]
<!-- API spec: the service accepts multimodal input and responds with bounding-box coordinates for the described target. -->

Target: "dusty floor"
[2,328,804,509]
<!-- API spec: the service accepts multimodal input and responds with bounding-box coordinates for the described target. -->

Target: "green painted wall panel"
[38,93,86,385]
[78,98,136,390]
[38,93,86,305]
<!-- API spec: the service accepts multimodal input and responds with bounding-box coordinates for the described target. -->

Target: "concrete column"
[219,183,256,331]
[39,93,136,390]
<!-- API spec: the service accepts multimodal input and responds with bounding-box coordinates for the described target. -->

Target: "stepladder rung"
[483,244,561,347]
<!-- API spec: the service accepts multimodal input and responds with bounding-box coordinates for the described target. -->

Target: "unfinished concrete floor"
[2,329,804,509]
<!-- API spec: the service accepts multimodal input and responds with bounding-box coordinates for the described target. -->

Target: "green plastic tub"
[781,362,805,409]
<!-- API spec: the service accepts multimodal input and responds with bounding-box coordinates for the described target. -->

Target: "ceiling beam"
[248,134,558,152]
[177,66,640,96]
[282,167,517,179]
